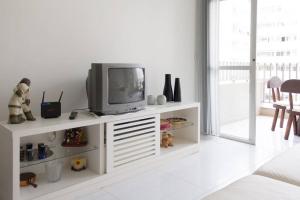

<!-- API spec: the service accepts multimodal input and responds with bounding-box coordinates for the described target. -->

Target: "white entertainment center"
[0,102,200,200]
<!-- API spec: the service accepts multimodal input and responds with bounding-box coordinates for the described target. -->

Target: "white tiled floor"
[75,116,300,200]
[221,115,300,145]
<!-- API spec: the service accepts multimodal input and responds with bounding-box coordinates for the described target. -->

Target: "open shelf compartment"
[20,167,99,200]
[19,123,103,200]
[159,106,199,154]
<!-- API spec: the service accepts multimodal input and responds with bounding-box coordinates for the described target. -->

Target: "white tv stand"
[0,102,200,200]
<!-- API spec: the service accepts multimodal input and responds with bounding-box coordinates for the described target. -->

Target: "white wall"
[0,0,198,121]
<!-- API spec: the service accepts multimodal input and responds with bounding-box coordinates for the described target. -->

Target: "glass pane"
[219,70,250,140]
[219,0,251,66]
[218,0,251,141]
[257,0,300,105]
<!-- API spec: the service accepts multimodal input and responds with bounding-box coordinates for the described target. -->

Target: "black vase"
[174,78,181,102]
[163,74,173,102]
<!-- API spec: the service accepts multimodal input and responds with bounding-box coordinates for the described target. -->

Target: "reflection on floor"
[221,118,250,140]
[221,115,300,144]
[73,117,300,200]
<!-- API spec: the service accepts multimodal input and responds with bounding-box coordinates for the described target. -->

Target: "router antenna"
[58,91,63,102]
[42,91,45,103]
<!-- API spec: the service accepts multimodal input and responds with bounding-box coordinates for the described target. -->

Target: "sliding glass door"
[218,0,257,144]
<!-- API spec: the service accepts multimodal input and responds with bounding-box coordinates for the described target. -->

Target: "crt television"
[86,63,146,115]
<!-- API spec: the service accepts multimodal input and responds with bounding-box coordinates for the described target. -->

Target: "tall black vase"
[174,78,181,102]
[163,74,173,102]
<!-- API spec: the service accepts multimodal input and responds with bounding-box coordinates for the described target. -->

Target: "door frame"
[249,0,257,145]
[219,0,257,145]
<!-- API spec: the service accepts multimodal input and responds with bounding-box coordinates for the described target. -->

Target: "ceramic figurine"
[71,157,87,171]
[157,95,167,105]
[161,132,174,148]
[8,78,36,124]
[147,95,156,105]
[62,128,88,147]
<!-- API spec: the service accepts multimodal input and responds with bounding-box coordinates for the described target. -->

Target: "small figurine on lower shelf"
[161,132,174,148]
[71,157,87,171]
[62,128,88,147]
[20,172,38,188]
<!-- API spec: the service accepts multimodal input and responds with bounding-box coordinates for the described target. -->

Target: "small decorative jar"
[38,143,46,160]
[147,95,156,105]
[26,143,33,161]
[157,95,167,105]
[20,146,25,162]
[45,160,63,183]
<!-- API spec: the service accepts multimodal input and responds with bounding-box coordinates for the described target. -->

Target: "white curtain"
[205,0,220,136]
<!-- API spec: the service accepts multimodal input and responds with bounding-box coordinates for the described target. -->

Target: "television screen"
[108,68,145,104]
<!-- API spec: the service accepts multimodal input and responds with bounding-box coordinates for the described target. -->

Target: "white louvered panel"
[114,150,156,167]
[113,118,156,129]
[114,140,156,154]
[113,123,156,134]
[106,114,160,172]
[113,132,156,145]
[114,127,156,140]
[114,146,156,161]
[114,136,156,151]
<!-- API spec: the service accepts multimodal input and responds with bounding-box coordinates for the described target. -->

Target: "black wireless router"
[41,91,63,119]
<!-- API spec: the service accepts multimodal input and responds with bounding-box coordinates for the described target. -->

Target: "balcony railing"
[258,63,300,103]
[218,62,250,84]
[218,62,300,103]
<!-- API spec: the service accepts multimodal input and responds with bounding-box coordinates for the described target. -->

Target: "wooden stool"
[267,77,287,131]
[280,79,300,140]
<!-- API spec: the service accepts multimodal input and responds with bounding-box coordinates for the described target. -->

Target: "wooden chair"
[280,79,300,140]
[267,77,286,131]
